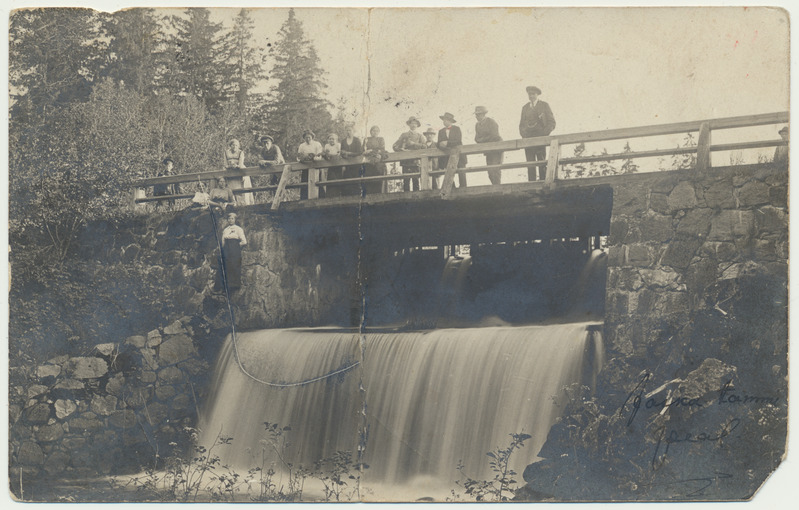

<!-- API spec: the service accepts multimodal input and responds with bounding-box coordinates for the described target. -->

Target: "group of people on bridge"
[151,85,557,207]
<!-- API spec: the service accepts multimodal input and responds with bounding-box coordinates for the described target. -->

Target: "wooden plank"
[271,162,295,210]
[545,139,560,184]
[709,140,787,152]
[695,122,712,172]
[439,149,462,199]
[419,156,432,190]
[308,168,320,199]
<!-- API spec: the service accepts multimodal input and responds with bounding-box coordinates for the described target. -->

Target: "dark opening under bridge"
[133,111,788,244]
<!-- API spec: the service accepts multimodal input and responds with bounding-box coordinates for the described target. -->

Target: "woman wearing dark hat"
[774,126,789,166]
[437,112,468,188]
[297,130,324,199]
[393,116,427,192]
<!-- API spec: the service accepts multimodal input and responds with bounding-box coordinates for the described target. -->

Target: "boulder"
[158,366,185,384]
[69,357,108,379]
[36,423,65,442]
[667,181,698,211]
[158,335,196,365]
[27,385,49,399]
[163,320,186,336]
[109,409,137,428]
[54,379,84,390]
[95,343,117,356]
[69,415,103,432]
[36,364,62,380]
[24,403,52,424]
[90,395,118,416]
[17,441,45,466]
[105,374,125,396]
[54,399,77,419]
[44,450,71,476]
[125,335,147,349]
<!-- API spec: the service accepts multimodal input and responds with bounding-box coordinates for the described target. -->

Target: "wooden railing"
[133,111,788,210]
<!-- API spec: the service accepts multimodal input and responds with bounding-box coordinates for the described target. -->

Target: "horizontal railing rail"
[132,111,788,209]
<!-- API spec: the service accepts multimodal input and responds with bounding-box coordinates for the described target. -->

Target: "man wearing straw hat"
[437,112,468,188]
[474,106,504,185]
[519,86,556,181]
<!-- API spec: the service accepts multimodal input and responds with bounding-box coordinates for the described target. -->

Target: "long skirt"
[218,239,243,290]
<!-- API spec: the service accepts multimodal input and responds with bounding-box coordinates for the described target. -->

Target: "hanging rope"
[203,182,360,388]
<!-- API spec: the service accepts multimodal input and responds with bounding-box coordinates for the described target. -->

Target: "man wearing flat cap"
[474,106,504,185]
[393,116,427,192]
[774,126,789,166]
[519,86,556,181]
[438,112,468,188]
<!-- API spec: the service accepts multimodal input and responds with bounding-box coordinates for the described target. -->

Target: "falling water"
[199,323,602,499]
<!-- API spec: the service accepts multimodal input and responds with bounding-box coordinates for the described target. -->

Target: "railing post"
[696,122,712,172]
[419,156,432,191]
[439,148,461,199]
[271,164,294,210]
[308,167,320,199]
[545,139,560,185]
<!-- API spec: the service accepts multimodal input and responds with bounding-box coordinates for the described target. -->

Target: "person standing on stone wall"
[774,126,789,166]
[474,106,504,185]
[519,86,556,181]
[218,212,247,292]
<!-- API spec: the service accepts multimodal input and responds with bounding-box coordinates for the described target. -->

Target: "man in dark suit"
[519,86,556,181]
[437,112,468,187]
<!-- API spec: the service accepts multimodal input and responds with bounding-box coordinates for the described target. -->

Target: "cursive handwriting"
[651,418,740,470]
[718,380,780,406]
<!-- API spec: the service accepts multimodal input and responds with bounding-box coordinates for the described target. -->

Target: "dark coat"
[437,125,468,167]
[519,100,556,138]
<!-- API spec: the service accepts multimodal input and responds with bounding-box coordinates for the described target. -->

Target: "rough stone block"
[125,335,147,349]
[667,181,698,211]
[708,210,755,241]
[69,415,103,432]
[626,244,651,267]
[720,261,764,280]
[91,395,118,416]
[17,441,45,466]
[754,239,778,261]
[54,399,77,419]
[178,358,208,376]
[676,209,712,237]
[69,357,109,379]
[24,403,52,424]
[140,348,159,371]
[123,387,153,409]
[44,450,70,476]
[637,268,684,290]
[27,385,48,399]
[660,238,703,269]
[158,334,196,365]
[613,185,648,215]
[639,214,673,243]
[769,185,788,208]
[736,181,771,207]
[36,423,65,442]
[155,384,177,401]
[105,374,125,396]
[95,343,117,356]
[755,206,787,234]
[109,409,137,428]
[163,320,186,336]
[145,402,169,426]
[158,366,185,384]
[649,192,670,215]
[146,333,163,348]
[36,364,61,380]
[140,371,157,383]
[701,180,735,209]
[54,379,85,390]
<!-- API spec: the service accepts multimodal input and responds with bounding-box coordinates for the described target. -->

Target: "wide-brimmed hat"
[526,86,542,95]
[474,106,488,115]
[779,126,789,134]
[260,135,274,143]
[439,112,457,123]
[406,116,421,127]
[302,130,315,139]
[162,157,174,165]
[424,127,437,135]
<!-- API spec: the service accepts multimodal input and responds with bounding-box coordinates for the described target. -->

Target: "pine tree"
[265,9,333,158]
[226,9,267,120]
[163,8,231,111]
[9,8,104,123]
[102,8,161,94]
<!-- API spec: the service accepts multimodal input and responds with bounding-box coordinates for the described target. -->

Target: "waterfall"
[198,323,602,499]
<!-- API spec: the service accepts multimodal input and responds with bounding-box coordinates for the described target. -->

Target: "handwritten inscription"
[651,418,741,470]
[620,374,780,426]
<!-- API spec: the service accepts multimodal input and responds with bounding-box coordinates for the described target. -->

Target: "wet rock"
[54,399,77,419]
[105,374,125,396]
[155,384,177,401]
[163,320,186,335]
[144,402,169,425]
[69,357,108,379]
[736,181,770,207]
[158,366,185,384]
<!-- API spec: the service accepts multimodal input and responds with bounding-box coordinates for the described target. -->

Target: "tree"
[9,8,104,124]
[265,9,333,158]
[225,9,267,120]
[101,8,162,94]
[162,8,232,111]
[619,141,640,174]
